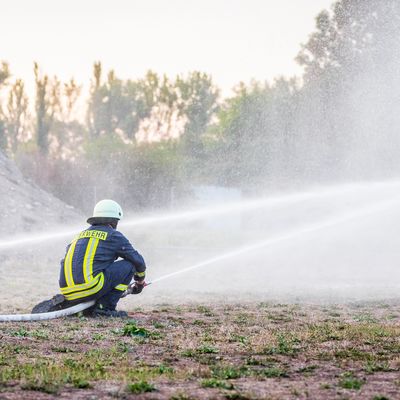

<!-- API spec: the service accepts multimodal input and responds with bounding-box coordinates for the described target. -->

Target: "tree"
[0,62,10,150]
[34,63,54,155]
[295,0,400,179]
[5,79,28,154]
[176,72,219,160]
[137,72,181,142]
[87,63,155,141]
[209,76,299,188]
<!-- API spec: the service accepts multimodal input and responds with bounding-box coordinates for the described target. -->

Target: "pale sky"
[1,0,334,96]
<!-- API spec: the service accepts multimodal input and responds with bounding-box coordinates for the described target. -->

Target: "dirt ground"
[0,302,399,400]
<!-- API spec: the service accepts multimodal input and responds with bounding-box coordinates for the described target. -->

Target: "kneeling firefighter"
[33,199,146,317]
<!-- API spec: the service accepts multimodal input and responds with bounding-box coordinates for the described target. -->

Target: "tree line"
[0,0,399,212]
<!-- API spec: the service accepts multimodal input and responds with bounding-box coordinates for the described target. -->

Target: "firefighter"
[56,199,146,317]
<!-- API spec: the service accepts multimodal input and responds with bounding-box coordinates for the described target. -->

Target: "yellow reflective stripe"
[135,271,146,278]
[83,238,98,283]
[64,240,78,286]
[60,273,102,294]
[89,239,100,279]
[115,284,128,291]
[63,273,105,300]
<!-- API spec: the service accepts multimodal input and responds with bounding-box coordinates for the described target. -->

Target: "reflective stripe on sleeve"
[134,271,146,278]
[115,284,128,291]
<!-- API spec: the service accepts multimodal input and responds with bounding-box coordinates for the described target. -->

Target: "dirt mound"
[0,151,82,238]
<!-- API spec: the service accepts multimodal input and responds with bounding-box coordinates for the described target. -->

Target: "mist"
[1,0,400,312]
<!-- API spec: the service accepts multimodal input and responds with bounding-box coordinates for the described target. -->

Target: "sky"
[1,0,334,96]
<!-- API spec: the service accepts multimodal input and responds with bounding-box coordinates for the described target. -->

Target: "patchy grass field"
[0,302,399,399]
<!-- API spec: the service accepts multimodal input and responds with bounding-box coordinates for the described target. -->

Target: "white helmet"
[87,199,123,224]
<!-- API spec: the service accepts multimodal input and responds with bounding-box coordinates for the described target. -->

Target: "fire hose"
[0,282,151,322]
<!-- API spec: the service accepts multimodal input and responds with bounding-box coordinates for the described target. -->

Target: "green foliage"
[87,63,155,140]
[196,345,219,354]
[9,328,29,337]
[21,380,59,394]
[260,367,288,378]
[34,63,52,155]
[263,333,299,356]
[72,378,91,389]
[176,71,219,172]
[338,372,364,390]
[211,366,248,380]
[4,1,400,205]
[126,380,156,394]
[122,320,151,337]
[201,378,234,389]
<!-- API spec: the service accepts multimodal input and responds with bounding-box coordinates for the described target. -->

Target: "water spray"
[127,194,400,291]
[2,181,396,252]
[1,189,399,322]
[0,191,315,251]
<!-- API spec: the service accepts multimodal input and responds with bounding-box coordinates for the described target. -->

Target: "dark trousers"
[82,260,134,310]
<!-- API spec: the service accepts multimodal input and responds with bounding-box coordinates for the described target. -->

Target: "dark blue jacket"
[59,225,146,291]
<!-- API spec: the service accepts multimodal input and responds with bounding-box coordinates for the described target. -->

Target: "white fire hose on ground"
[0,300,96,322]
[0,282,151,322]
[0,282,150,322]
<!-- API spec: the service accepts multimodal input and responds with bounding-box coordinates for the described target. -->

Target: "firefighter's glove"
[131,281,145,295]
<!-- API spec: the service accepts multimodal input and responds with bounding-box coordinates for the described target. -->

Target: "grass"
[338,372,364,390]
[122,320,152,337]
[127,380,156,394]
[201,378,234,389]
[0,302,398,398]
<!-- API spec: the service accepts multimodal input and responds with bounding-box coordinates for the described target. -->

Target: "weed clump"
[338,372,364,390]
[263,333,299,355]
[212,366,248,380]
[260,367,288,378]
[72,378,91,389]
[197,345,219,354]
[21,380,59,394]
[122,320,151,337]
[127,380,155,394]
[201,378,234,389]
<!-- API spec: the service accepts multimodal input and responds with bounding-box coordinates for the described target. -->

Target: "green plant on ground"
[9,328,29,337]
[122,320,151,337]
[364,360,391,374]
[212,366,248,380]
[72,378,91,389]
[21,381,59,394]
[201,378,234,389]
[156,364,174,375]
[261,367,288,378]
[338,372,364,390]
[264,333,298,355]
[127,380,156,394]
[197,306,214,317]
[197,345,219,354]
[296,365,318,374]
